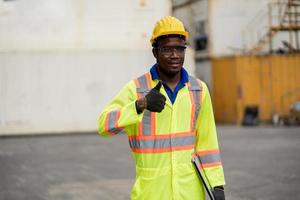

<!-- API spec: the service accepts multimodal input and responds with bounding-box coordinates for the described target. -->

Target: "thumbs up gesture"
[136,81,166,113]
[145,81,166,112]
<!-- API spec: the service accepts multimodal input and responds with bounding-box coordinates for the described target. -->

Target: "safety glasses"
[157,46,187,56]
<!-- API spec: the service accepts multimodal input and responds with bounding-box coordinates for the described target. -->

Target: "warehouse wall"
[173,0,212,89]
[209,0,267,57]
[0,0,171,51]
[0,51,154,134]
[0,0,197,135]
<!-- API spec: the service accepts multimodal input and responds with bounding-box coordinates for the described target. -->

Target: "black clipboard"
[192,156,216,200]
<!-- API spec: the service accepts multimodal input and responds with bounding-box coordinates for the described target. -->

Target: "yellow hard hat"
[150,16,189,44]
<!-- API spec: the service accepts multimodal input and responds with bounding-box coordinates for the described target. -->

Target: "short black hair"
[152,34,186,48]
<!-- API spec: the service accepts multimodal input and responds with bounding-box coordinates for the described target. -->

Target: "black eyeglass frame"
[155,46,187,55]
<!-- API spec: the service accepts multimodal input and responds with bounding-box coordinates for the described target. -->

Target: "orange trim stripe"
[198,80,203,103]
[138,123,143,136]
[189,90,196,130]
[134,79,140,88]
[196,149,220,156]
[145,72,152,88]
[131,144,194,153]
[104,113,115,136]
[134,78,142,135]
[115,111,120,127]
[151,112,155,136]
[104,111,124,136]
[201,162,222,168]
[128,131,195,140]
[134,79,142,98]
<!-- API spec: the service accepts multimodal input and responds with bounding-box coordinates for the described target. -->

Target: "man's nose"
[170,50,180,58]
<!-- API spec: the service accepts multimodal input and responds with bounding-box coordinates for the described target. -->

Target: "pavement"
[0,126,300,200]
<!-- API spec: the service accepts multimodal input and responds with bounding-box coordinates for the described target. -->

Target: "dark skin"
[135,35,225,197]
[152,37,186,91]
[136,36,186,112]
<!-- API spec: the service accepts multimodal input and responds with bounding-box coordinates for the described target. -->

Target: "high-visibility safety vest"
[98,72,225,200]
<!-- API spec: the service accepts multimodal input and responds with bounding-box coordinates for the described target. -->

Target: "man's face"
[153,37,186,77]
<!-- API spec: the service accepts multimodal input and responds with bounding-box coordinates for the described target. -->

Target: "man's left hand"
[212,186,225,200]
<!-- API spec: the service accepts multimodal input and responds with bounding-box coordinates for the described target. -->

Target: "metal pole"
[288,0,294,52]
[294,2,300,50]
[278,0,282,26]
[268,3,273,53]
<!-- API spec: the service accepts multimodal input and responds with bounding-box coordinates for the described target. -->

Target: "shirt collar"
[150,64,189,83]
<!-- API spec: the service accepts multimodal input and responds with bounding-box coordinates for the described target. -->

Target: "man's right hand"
[136,81,166,113]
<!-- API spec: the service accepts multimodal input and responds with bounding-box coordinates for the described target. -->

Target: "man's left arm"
[194,81,225,199]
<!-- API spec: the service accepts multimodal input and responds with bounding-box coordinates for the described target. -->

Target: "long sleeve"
[97,81,143,137]
[195,82,225,188]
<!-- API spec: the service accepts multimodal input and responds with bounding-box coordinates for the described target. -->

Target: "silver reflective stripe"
[107,111,123,134]
[109,127,125,135]
[189,76,201,91]
[129,135,195,149]
[197,153,221,164]
[137,87,150,94]
[136,74,152,136]
[189,76,202,130]
[142,110,151,136]
[108,111,118,129]
[136,74,150,95]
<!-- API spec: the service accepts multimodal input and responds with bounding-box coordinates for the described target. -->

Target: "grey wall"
[0,0,197,135]
[0,50,156,135]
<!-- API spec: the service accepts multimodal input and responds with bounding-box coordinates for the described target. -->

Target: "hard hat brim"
[150,31,189,44]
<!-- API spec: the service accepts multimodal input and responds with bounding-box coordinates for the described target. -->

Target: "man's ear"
[152,48,158,59]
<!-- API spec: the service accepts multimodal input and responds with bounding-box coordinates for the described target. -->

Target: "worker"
[98,16,225,200]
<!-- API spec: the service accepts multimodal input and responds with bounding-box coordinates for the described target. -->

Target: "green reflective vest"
[98,72,225,200]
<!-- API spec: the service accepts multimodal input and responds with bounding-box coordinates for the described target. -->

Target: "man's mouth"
[168,61,181,64]
[169,63,181,67]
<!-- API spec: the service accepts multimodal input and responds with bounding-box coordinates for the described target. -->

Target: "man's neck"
[156,67,181,91]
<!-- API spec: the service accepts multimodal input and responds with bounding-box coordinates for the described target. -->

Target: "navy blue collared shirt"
[150,64,189,104]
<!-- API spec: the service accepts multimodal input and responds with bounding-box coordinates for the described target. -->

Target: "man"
[98,16,225,200]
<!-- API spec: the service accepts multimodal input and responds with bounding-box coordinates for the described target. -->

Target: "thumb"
[153,81,162,91]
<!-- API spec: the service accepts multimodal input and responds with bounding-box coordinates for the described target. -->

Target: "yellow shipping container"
[212,54,300,124]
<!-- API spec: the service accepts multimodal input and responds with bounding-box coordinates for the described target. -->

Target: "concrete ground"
[0,126,299,200]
